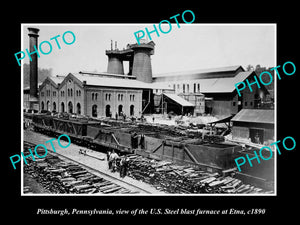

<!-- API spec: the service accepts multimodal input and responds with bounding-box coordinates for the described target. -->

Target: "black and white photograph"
[21,24,276,195]
[4,4,298,221]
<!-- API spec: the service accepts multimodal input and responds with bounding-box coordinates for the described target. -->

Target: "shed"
[162,93,195,115]
[231,109,274,145]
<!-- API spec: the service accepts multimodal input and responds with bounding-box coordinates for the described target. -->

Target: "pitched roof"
[200,71,254,93]
[231,109,274,124]
[50,75,65,85]
[153,65,243,80]
[153,70,255,93]
[39,76,65,90]
[71,73,172,90]
[163,93,194,107]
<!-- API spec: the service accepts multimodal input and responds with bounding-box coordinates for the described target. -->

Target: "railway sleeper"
[94,181,113,188]
[102,186,123,194]
[98,184,118,192]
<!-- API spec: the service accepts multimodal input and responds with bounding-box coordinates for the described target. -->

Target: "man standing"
[139,133,145,149]
[107,150,112,169]
[109,150,119,172]
[119,156,129,178]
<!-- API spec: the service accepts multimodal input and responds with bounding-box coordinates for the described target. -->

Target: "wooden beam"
[152,142,163,153]
[111,133,120,146]
[183,146,198,164]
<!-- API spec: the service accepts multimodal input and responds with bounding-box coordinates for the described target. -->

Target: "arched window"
[92,104,97,117]
[105,105,111,117]
[76,103,81,114]
[41,101,44,110]
[68,101,73,113]
[68,89,70,96]
[53,102,56,112]
[92,93,94,100]
[46,101,50,111]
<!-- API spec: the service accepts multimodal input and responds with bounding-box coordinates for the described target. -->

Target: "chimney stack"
[28,27,40,103]
[131,41,155,83]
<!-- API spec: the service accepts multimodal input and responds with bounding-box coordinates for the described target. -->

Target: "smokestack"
[28,27,40,102]
[106,54,124,74]
[131,41,155,83]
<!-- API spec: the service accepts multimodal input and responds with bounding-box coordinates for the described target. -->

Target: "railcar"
[28,113,273,190]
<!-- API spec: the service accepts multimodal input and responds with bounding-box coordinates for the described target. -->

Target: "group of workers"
[107,150,129,178]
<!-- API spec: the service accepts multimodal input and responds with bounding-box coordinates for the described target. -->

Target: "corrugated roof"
[163,93,194,107]
[231,109,274,124]
[154,65,242,78]
[200,71,253,93]
[71,73,172,90]
[153,71,254,93]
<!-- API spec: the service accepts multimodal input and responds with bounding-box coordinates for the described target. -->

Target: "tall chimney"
[131,41,155,83]
[28,27,39,102]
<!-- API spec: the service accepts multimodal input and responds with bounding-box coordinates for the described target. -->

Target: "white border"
[21,23,277,197]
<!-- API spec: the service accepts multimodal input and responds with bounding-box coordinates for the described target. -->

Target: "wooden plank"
[151,143,163,153]
[183,146,199,164]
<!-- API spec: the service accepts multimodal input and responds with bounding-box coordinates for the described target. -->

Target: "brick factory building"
[38,40,172,118]
[33,34,271,118]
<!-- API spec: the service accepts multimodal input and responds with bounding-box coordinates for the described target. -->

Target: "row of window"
[91,104,135,117]
[172,83,201,93]
[42,89,135,102]
[67,88,81,97]
[42,89,82,98]
[41,100,136,118]
[41,101,82,114]
[92,93,135,102]
[41,90,57,97]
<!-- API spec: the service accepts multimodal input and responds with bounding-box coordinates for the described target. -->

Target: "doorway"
[249,128,264,144]
[130,105,134,116]
[118,105,123,115]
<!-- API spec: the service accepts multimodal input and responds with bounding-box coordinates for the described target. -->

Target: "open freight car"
[32,114,101,147]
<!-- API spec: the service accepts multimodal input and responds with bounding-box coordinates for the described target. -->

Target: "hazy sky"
[21,24,276,76]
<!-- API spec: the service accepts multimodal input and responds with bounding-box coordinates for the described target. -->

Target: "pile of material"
[203,134,225,143]
[23,153,138,194]
[126,155,273,194]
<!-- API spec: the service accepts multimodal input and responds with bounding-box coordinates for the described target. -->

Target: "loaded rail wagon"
[31,114,242,172]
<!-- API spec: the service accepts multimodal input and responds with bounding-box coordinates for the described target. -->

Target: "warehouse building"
[231,109,275,145]
[39,72,173,118]
[153,66,270,117]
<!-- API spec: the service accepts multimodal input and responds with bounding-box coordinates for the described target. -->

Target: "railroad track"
[23,141,152,194]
